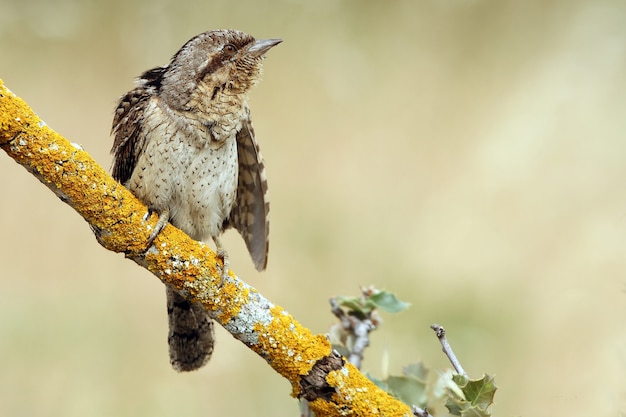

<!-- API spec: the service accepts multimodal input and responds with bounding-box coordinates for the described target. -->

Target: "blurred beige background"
[1,0,626,416]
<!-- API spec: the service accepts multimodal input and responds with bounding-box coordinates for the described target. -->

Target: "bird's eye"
[223,44,237,53]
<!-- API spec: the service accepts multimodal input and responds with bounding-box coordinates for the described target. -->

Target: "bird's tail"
[166,286,215,372]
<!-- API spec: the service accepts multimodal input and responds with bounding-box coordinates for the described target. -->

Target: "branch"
[0,80,413,416]
[330,296,376,369]
[430,324,466,376]
[411,405,433,417]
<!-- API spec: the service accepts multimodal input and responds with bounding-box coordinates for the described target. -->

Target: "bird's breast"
[169,134,239,241]
[128,100,239,241]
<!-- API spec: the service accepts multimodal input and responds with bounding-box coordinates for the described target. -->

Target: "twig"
[411,405,433,417]
[299,399,312,417]
[430,324,466,376]
[330,298,375,369]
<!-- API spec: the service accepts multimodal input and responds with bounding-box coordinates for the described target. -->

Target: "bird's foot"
[144,208,170,249]
[213,236,230,285]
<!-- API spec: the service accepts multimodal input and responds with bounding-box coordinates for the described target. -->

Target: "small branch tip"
[430,323,466,377]
[411,405,433,417]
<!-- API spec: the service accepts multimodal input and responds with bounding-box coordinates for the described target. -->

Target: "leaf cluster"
[372,363,496,416]
[332,288,497,417]
[335,287,411,317]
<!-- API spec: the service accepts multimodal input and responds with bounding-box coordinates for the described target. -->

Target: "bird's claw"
[216,248,230,285]
[145,208,170,249]
[213,236,230,285]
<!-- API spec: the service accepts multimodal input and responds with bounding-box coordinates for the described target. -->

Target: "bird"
[110,29,279,371]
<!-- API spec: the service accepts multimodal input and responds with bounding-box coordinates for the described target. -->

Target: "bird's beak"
[247,38,282,58]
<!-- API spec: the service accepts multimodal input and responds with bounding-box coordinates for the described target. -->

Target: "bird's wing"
[111,67,166,184]
[228,113,270,271]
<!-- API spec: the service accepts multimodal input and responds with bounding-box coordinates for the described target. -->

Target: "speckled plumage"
[110,29,279,372]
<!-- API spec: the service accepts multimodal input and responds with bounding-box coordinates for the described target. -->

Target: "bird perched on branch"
[110,29,280,371]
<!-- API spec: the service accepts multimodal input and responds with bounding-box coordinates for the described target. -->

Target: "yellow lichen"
[140,226,248,324]
[322,363,412,416]
[0,80,152,254]
[254,305,332,390]
[0,80,34,141]
[216,280,249,322]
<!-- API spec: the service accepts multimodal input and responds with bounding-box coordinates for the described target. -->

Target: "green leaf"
[331,344,350,359]
[403,362,429,382]
[459,406,491,417]
[366,373,389,392]
[368,290,411,313]
[455,374,497,409]
[366,363,430,408]
[335,295,373,315]
[445,397,464,416]
[387,375,428,407]
[334,289,410,316]
[445,374,497,417]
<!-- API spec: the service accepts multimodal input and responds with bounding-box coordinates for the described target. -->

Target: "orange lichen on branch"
[214,279,250,322]
[254,305,332,388]
[0,79,151,254]
[319,363,413,416]
[0,80,34,140]
[140,228,248,323]
[141,227,221,288]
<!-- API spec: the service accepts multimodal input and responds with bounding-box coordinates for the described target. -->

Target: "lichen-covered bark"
[0,79,412,416]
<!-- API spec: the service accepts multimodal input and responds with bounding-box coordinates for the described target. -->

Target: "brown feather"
[227,113,270,271]
[111,67,165,184]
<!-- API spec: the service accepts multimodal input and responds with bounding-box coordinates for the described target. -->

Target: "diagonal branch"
[0,80,412,416]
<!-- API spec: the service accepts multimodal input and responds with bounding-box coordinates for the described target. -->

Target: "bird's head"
[159,30,281,111]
